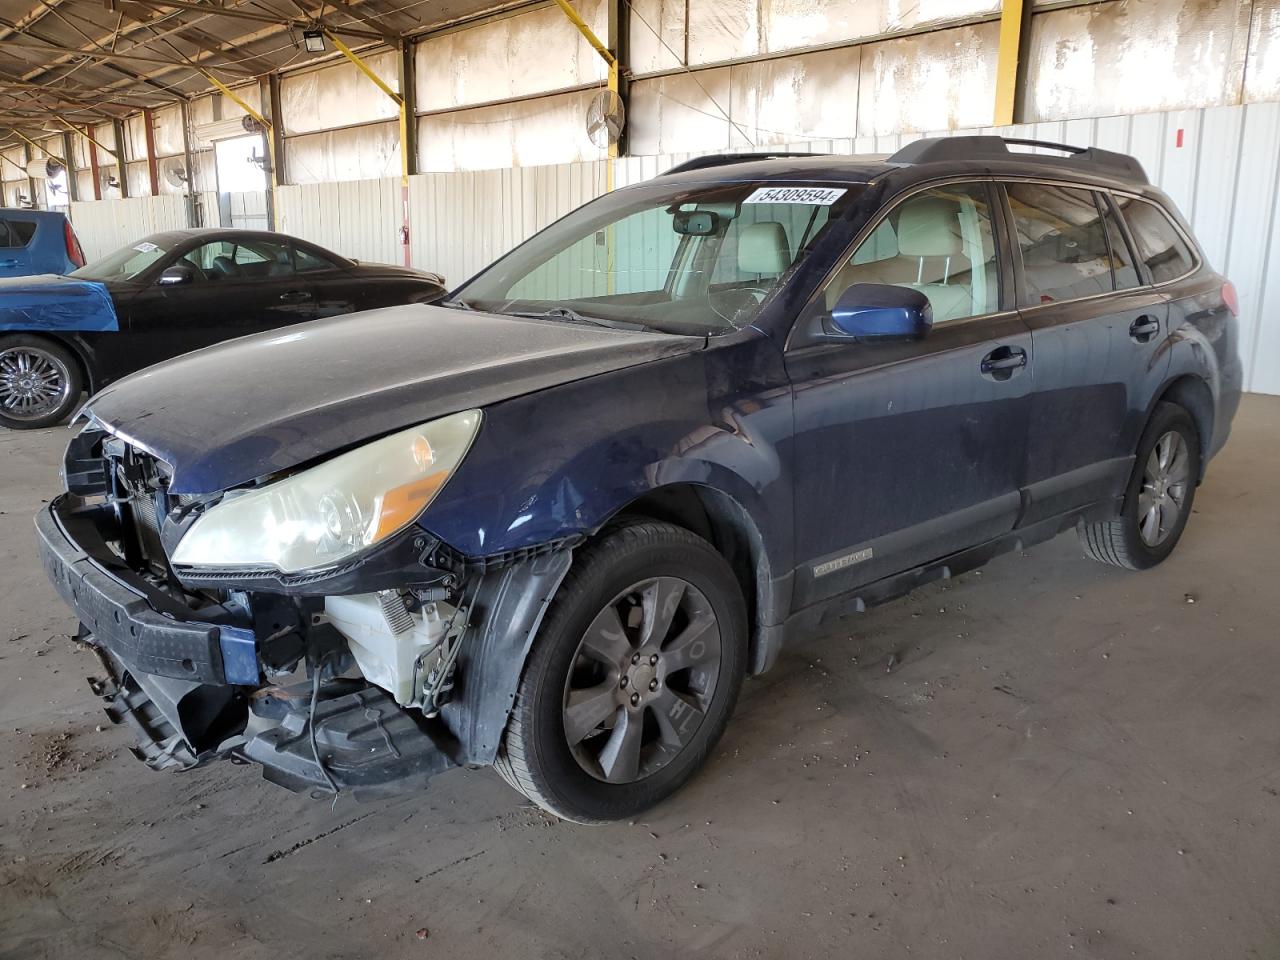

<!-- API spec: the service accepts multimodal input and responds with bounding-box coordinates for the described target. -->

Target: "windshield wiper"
[439,298,474,310]
[508,307,646,331]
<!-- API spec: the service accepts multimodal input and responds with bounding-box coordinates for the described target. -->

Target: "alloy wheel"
[561,576,723,784]
[0,346,72,422]
[1138,430,1190,547]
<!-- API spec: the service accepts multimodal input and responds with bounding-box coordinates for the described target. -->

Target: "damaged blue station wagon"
[37,137,1241,822]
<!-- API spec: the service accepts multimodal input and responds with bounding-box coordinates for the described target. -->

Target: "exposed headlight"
[171,410,481,573]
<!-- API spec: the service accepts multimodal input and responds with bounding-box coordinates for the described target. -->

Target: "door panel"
[785,180,1029,610]
[122,238,317,375]
[1003,182,1169,525]
[0,219,35,277]
[786,315,1033,608]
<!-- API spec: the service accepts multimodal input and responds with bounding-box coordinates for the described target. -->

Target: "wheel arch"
[606,483,788,676]
[1150,374,1214,482]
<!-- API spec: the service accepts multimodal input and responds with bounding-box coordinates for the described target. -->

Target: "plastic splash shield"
[0,275,119,333]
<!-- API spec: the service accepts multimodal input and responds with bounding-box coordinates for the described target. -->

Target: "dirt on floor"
[1,397,1279,960]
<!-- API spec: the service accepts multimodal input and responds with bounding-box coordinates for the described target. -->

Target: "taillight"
[64,219,85,268]
[1222,280,1239,317]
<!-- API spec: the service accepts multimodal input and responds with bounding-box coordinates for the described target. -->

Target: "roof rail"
[887,136,1148,183]
[662,152,828,176]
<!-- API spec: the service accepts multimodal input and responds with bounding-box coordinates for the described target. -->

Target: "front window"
[817,183,1000,323]
[71,235,181,282]
[454,181,861,334]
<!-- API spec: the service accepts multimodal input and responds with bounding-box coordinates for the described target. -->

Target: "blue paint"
[218,626,259,685]
[0,275,118,332]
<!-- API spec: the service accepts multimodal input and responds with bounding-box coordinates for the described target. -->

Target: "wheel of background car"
[0,334,83,430]
[1078,401,1201,570]
[495,520,747,823]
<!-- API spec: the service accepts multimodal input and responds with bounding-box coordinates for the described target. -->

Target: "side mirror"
[829,283,932,341]
[157,264,194,286]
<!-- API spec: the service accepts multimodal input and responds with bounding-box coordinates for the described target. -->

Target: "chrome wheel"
[562,576,723,784]
[1138,430,1190,547]
[0,346,72,422]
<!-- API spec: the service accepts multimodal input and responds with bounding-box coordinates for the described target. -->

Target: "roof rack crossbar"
[886,135,1148,184]
[662,152,829,176]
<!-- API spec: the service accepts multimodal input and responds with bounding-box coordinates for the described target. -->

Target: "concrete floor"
[1,396,1278,960]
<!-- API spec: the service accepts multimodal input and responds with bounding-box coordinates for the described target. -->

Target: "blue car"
[36,137,1240,822]
[0,208,85,279]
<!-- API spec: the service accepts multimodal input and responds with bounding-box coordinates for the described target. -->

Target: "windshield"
[453,180,862,335]
[70,235,180,282]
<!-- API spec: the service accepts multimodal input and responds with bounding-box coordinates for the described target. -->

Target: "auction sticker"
[133,241,159,252]
[744,186,846,205]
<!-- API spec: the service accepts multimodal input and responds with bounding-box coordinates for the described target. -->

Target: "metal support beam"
[142,107,160,196]
[112,119,130,197]
[23,142,37,209]
[87,126,102,200]
[62,131,78,202]
[179,97,198,226]
[606,0,628,158]
[117,0,389,42]
[267,72,287,190]
[994,0,1032,127]
[550,0,619,185]
[0,35,257,76]
[398,39,417,176]
[324,29,412,266]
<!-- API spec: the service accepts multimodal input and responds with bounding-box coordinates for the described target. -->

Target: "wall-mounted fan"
[98,170,121,196]
[586,89,625,149]
[162,156,199,189]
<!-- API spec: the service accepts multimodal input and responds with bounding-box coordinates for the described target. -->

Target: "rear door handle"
[980,346,1028,379]
[0,259,19,267]
[1129,315,1160,342]
[279,290,311,302]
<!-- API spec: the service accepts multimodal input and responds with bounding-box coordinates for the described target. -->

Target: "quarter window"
[1006,183,1113,305]
[0,219,36,247]
[1114,195,1195,283]
[820,183,1000,323]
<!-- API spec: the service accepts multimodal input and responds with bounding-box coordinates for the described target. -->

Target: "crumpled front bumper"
[35,498,461,794]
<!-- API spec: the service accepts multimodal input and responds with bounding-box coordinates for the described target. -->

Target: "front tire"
[1079,401,1201,570]
[0,335,83,430]
[495,521,747,823]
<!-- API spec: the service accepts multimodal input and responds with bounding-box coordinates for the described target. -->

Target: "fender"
[421,330,796,581]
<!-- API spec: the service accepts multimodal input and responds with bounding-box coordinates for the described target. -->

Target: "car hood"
[84,304,702,494]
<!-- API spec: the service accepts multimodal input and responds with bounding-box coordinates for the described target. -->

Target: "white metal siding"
[94,100,1278,394]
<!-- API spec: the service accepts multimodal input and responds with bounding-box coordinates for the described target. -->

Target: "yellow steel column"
[994,0,1025,127]
[323,31,414,267]
[551,0,619,188]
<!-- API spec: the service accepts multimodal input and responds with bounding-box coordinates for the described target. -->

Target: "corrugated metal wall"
[63,99,1280,396]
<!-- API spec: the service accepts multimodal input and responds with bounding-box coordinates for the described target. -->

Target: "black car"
[36,137,1240,822]
[0,228,445,429]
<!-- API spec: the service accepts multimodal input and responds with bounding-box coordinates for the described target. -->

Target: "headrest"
[738,221,791,276]
[896,198,963,257]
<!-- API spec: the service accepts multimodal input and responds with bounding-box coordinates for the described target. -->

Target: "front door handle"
[1129,315,1160,343]
[0,259,19,267]
[279,290,311,302]
[980,345,1028,380]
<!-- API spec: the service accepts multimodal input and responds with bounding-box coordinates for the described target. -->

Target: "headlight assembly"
[171,409,481,573]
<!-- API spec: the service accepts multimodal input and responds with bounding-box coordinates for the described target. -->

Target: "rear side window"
[1099,195,1141,290]
[0,219,36,248]
[1005,183,1113,305]
[294,246,340,273]
[1114,195,1196,283]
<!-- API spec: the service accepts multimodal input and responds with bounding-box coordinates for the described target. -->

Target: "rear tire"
[1079,401,1200,570]
[495,521,747,823]
[0,334,83,430]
